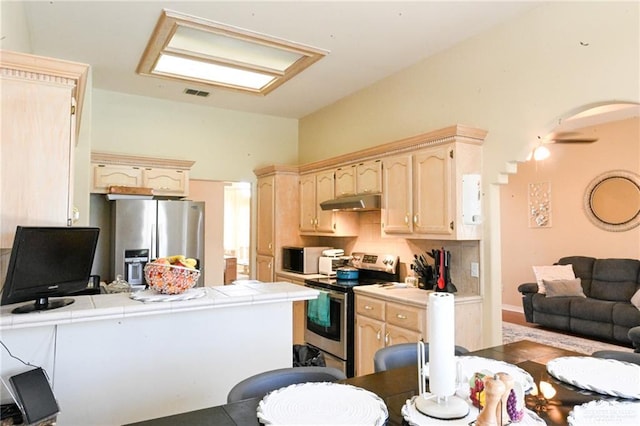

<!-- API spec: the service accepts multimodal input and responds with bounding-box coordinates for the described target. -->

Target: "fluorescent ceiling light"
[137,9,328,95]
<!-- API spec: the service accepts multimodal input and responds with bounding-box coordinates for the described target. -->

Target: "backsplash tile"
[316,211,480,295]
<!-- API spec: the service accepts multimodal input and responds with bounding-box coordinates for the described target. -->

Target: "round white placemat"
[567,400,640,426]
[257,382,388,425]
[429,356,534,392]
[547,357,640,399]
[402,396,545,426]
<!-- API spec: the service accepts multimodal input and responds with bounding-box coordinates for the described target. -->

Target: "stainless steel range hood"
[320,194,382,211]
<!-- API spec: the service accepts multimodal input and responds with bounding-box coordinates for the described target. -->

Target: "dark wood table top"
[126,340,607,426]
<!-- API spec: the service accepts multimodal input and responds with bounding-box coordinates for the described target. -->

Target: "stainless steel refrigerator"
[111,200,205,287]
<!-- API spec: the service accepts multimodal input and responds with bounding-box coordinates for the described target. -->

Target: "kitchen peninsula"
[0,282,318,426]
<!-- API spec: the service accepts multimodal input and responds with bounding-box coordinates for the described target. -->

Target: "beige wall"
[0,1,32,53]
[298,2,640,345]
[90,89,299,182]
[500,117,640,310]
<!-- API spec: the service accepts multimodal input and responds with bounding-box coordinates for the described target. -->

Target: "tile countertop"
[353,285,481,309]
[0,281,319,331]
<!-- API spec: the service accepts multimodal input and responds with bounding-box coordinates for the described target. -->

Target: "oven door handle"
[305,285,345,301]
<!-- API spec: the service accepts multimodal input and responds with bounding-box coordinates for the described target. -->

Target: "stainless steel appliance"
[304,252,399,377]
[282,246,331,274]
[111,200,205,286]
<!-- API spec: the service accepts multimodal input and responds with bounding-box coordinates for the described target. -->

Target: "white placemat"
[567,400,640,426]
[446,356,535,393]
[129,287,206,302]
[257,382,387,425]
[401,395,545,426]
[547,357,640,399]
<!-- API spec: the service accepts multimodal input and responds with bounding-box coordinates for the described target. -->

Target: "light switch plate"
[471,262,479,277]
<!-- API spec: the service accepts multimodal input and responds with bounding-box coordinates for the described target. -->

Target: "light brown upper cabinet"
[356,160,382,194]
[335,160,382,198]
[255,165,302,280]
[300,170,359,236]
[382,141,482,240]
[1,51,88,247]
[91,152,194,197]
[335,165,357,197]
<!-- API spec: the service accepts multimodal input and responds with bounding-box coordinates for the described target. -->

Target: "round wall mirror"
[584,170,640,231]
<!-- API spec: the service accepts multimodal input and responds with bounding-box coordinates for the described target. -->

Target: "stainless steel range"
[303,252,399,377]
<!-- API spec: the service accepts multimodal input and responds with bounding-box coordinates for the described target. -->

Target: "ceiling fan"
[546,131,599,144]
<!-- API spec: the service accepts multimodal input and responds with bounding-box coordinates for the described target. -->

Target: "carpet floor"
[502,322,633,355]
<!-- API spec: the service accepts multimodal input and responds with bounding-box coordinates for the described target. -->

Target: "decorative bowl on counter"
[144,263,200,295]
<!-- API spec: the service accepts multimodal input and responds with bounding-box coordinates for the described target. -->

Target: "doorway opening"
[224,182,251,281]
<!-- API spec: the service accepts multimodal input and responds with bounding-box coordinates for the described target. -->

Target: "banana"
[167,255,186,264]
[183,258,197,268]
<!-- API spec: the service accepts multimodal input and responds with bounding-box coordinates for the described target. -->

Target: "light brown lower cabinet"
[355,291,483,376]
[355,295,424,376]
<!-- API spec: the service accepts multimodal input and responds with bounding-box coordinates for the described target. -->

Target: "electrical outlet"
[471,262,479,277]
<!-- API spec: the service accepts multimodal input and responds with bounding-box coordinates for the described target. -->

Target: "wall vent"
[184,88,210,97]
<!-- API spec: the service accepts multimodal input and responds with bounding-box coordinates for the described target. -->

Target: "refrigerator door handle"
[150,222,157,260]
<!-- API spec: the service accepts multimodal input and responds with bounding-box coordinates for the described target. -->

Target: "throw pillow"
[543,278,586,298]
[631,288,640,311]
[532,264,575,294]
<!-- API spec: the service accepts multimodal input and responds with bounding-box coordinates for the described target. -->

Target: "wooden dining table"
[125,340,609,426]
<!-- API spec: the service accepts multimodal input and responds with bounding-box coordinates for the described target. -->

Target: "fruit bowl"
[144,262,200,295]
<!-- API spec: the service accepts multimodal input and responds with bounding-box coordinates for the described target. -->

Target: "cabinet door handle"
[413,215,418,224]
[376,330,381,340]
[404,215,409,224]
[384,332,389,345]
[396,314,407,320]
[268,243,272,250]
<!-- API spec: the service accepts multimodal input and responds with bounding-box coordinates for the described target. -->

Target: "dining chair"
[374,342,469,372]
[591,350,640,366]
[226,366,347,403]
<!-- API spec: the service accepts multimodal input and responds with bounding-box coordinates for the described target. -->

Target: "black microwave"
[282,246,331,274]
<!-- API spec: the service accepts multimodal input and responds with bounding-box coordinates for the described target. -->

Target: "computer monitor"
[1,226,100,314]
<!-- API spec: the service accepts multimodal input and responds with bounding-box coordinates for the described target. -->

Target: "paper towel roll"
[428,292,456,397]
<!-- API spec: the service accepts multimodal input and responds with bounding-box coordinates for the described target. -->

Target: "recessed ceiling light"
[137,9,329,96]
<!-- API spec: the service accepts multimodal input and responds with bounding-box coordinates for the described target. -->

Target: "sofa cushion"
[590,259,640,301]
[532,264,575,294]
[557,256,595,294]
[612,302,640,328]
[543,278,586,298]
[532,293,572,315]
[570,298,614,323]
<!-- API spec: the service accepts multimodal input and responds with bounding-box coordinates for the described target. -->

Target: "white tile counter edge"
[0,281,319,330]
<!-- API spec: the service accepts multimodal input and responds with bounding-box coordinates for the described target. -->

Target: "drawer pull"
[364,305,373,310]
[396,314,407,320]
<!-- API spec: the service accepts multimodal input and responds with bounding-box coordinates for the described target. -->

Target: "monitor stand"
[12,297,75,314]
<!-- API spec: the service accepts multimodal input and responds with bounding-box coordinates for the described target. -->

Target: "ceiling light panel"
[169,26,304,72]
[137,9,328,95]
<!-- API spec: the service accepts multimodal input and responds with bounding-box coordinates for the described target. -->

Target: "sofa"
[518,256,640,347]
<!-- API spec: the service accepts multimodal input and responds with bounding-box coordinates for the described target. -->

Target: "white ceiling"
[22,1,542,119]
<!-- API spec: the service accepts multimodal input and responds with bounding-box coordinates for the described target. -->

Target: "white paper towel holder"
[415,293,469,420]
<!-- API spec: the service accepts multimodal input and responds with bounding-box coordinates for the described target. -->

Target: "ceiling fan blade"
[550,137,598,144]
